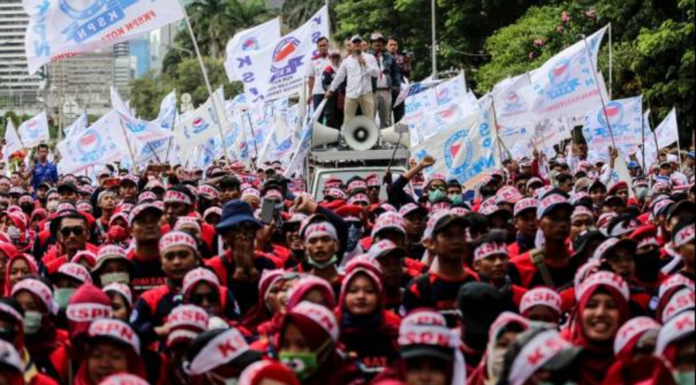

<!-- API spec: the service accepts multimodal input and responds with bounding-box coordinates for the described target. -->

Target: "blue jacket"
[32,161,58,191]
[370,51,400,90]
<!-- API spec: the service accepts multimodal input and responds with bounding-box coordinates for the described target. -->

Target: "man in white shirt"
[326,36,378,126]
[306,36,331,111]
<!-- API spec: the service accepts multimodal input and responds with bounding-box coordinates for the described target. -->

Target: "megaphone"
[381,122,410,148]
[311,120,340,148]
[344,116,379,151]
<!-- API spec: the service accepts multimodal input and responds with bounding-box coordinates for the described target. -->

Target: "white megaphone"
[344,116,379,151]
[381,122,410,148]
[311,120,341,148]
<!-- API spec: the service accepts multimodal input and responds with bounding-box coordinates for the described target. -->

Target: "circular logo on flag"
[242,37,260,51]
[598,102,624,128]
[444,129,473,174]
[548,59,572,87]
[77,131,101,156]
[192,117,209,134]
[272,37,300,67]
[435,105,462,127]
[59,0,108,20]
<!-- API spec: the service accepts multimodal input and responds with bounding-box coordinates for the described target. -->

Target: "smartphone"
[260,198,275,225]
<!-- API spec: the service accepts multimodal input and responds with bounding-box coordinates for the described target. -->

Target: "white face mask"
[100,272,130,286]
[7,226,20,241]
[46,200,59,213]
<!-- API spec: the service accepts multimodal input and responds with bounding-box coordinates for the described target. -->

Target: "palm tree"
[281,0,334,31]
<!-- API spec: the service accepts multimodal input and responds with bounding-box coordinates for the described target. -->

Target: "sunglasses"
[429,185,446,192]
[283,223,301,233]
[60,226,84,237]
[190,292,219,304]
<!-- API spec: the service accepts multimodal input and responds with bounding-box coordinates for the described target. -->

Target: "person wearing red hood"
[561,271,631,385]
[0,242,19,292]
[0,298,59,385]
[467,312,529,385]
[238,360,299,385]
[602,316,662,385]
[181,267,240,322]
[131,231,201,347]
[10,278,67,380]
[2,212,33,255]
[3,254,38,296]
[670,217,695,284]
[73,319,146,385]
[336,257,400,378]
[242,269,285,337]
[276,301,359,385]
[651,310,695,385]
[49,284,113,385]
[162,305,209,385]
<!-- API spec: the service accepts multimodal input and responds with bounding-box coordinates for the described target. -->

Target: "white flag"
[608,151,635,198]
[24,0,186,74]
[237,6,330,102]
[582,96,643,156]
[17,111,49,147]
[434,74,467,106]
[533,118,573,159]
[491,73,537,125]
[3,121,23,163]
[64,112,88,138]
[155,91,177,130]
[642,110,658,165]
[655,108,678,149]
[224,18,282,81]
[173,89,225,156]
[58,111,129,173]
[530,25,609,120]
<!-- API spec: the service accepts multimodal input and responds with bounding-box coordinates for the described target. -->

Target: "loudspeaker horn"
[381,122,410,148]
[311,120,340,148]
[344,116,379,151]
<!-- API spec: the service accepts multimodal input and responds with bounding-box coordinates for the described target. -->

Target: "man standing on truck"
[326,35,379,126]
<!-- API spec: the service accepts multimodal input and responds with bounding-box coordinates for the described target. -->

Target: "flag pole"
[179,0,230,161]
[489,96,507,165]
[608,23,613,100]
[641,108,646,172]
[674,107,683,171]
[581,35,617,149]
[117,117,137,168]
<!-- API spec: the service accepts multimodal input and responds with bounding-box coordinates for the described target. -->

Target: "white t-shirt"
[305,55,332,95]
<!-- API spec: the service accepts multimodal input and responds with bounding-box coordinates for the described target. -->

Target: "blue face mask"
[448,194,463,204]
[428,189,446,203]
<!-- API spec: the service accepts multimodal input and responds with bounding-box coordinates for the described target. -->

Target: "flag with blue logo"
[58,111,129,173]
[173,88,225,157]
[64,112,88,139]
[111,86,172,154]
[155,91,177,130]
[491,73,537,125]
[529,25,609,120]
[238,6,330,102]
[24,0,186,74]
[284,100,325,178]
[654,107,678,149]
[434,74,467,106]
[17,111,49,148]
[582,96,643,157]
[225,18,281,81]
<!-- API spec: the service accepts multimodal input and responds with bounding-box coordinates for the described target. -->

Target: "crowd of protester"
[0,135,692,385]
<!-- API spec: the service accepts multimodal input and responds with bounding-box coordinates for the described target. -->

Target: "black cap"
[571,230,607,259]
[57,182,79,194]
[457,282,504,338]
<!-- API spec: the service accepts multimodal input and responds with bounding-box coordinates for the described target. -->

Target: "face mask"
[490,347,507,379]
[674,371,695,385]
[280,351,319,380]
[206,372,238,385]
[7,226,20,241]
[636,187,649,199]
[100,272,130,285]
[346,224,362,251]
[54,288,76,309]
[428,189,446,202]
[449,194,463,204]
[23,311,42,335]
[46,200,59,213]
[308,255,338,270]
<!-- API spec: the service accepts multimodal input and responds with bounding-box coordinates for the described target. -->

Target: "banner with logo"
[173,88,225,158]
[64,112,88,139]
[284,101,325,178]
[533,118,573,159]
[410,110,490,183]
[529,25,609,120]
[58,111,129,173]
[24,0,186,74]
[499,123,535,158]
[237,6,330,102]
[224,18,281,81]
[111,86,172,154]
[654,107,678,149]
[582,96,643,156]
[491,73,538,125]
[434,74,467,106]
[17,111,49,148]
[3,121,24,163]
